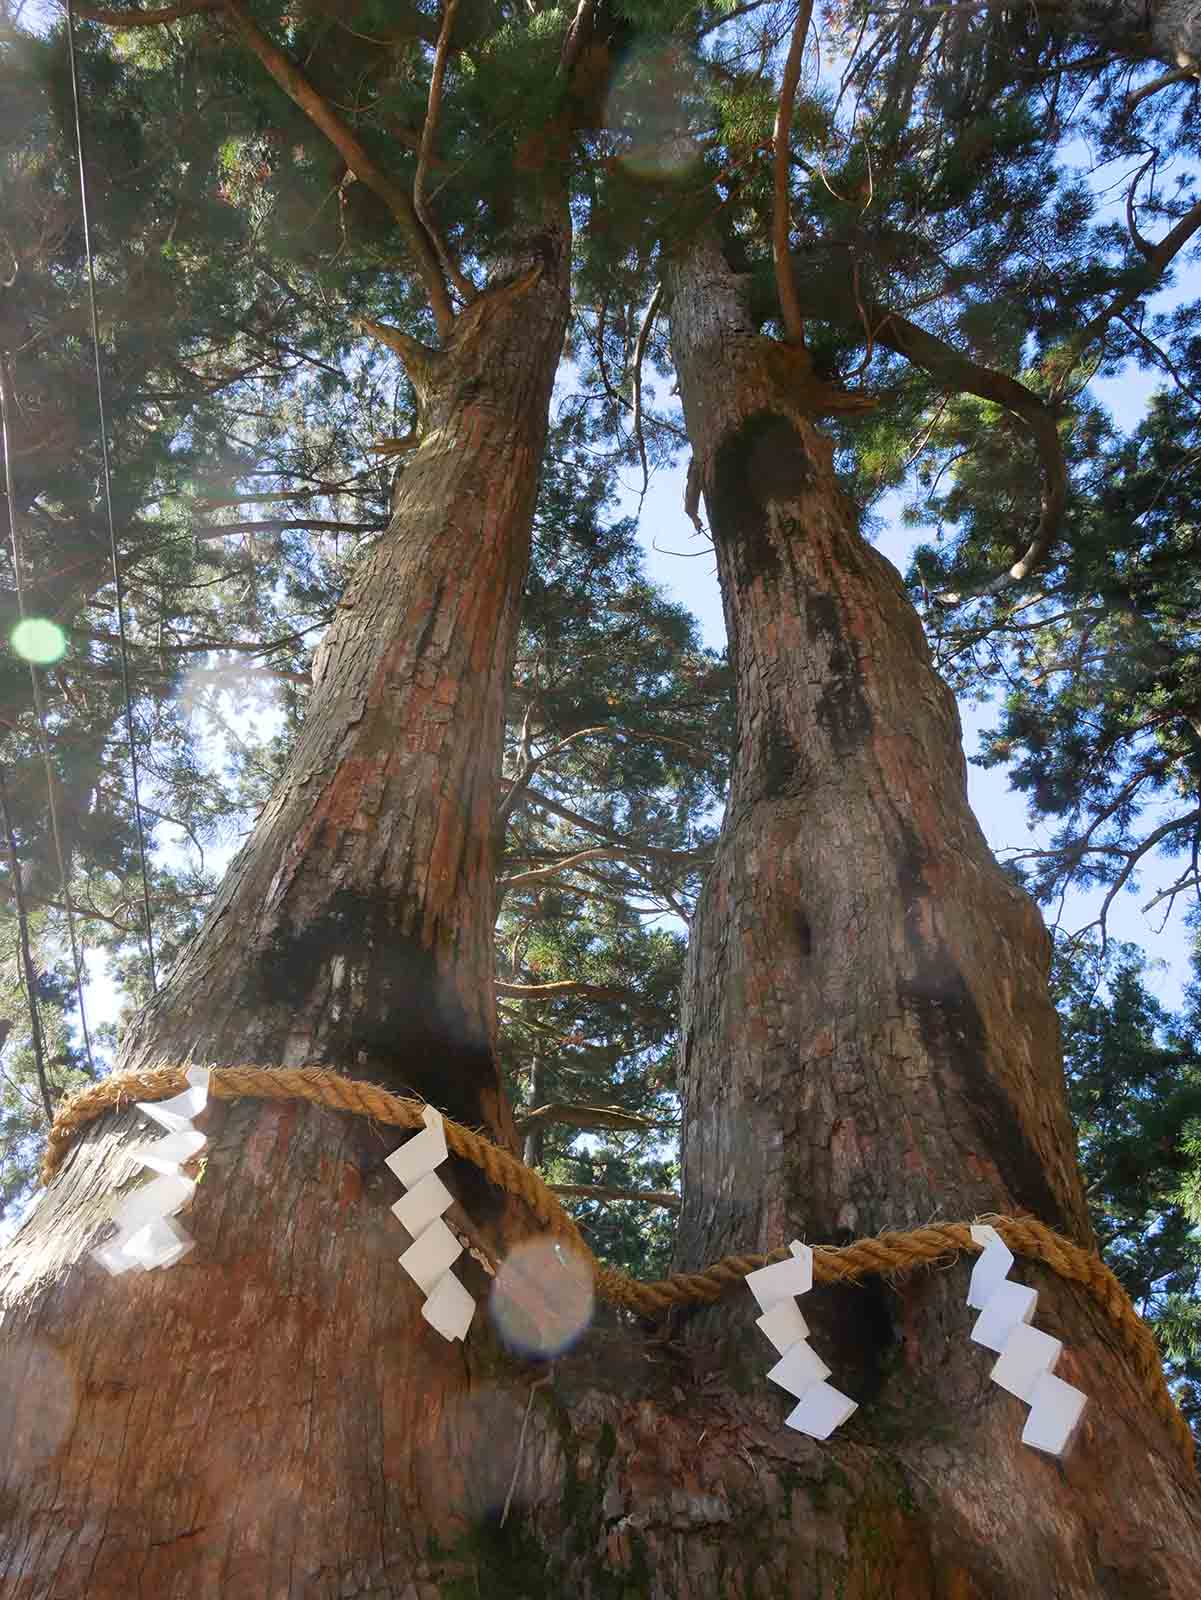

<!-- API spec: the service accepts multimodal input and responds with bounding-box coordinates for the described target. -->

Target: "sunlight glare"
[489,1237,594,1358]
[10,617,67,665]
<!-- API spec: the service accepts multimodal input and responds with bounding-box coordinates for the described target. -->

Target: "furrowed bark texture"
[0,222,577,1597]
[658,223,1201,1594]
[119,230,570,1138]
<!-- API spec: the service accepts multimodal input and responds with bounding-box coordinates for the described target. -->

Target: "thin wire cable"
[65,1,157,991]
[0,764,54,1122]
[0,355,95,1075]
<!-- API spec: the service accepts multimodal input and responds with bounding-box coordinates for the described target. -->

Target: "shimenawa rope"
[43,1062,1195,1466]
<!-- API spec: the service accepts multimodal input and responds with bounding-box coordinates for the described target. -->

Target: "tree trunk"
[656,221,1201,1592]
[0,219,579,1596]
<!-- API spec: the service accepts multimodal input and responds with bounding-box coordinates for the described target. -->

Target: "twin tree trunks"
[2,208,1200,1595]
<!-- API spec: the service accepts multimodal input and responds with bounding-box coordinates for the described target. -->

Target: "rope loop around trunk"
[41,1062,1195,1469]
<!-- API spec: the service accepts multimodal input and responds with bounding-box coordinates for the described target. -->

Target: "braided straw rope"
[43,1062,1195,1467]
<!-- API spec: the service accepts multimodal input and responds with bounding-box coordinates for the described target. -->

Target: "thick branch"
[194,519,387,540]
[549,1183,680,1209]
[871,307,1068,592]
[354,317,442,402]
[1126,66,1198,109]
[497,980,642,1004]
[222,0,455,337]
[516,1102,668,1136]
[773,0,815,347]
[414,0,476,306]
[754,256,1068,588]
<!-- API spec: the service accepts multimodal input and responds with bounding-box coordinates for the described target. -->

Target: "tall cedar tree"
[2,5,1201,1599]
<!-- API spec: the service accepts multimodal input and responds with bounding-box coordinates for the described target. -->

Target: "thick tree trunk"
[657,223,1201,1592]
[118,231,573,1140]
[0,221,578,1596]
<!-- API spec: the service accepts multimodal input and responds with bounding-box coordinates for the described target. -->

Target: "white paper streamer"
[968,1224,1088,1457]
[387,1106,476,1342]
[746,1240,858,1441]
[92,1065,210,1276]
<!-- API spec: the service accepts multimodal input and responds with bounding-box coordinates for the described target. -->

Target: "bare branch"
[1114,311,1201,409]
[193,519,387,540]
[1075,807,1201,952]
[498,723,606,830]
[501,847,633,889]
[1123,153,1159,262]
[867,306,1068,593]
[697,0,777,39]
[1127,67,1198,112]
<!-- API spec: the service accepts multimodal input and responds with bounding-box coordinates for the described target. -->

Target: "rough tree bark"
[657,220,1201,1593]
[0,216,580,1596]
[1048,0,1201,69]
[3,189,1200,1600]
[120,227,574,1138]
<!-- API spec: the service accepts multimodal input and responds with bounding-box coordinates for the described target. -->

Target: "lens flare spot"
[10,617,67,665]
[605,45,706,181]
[489,1237,594,1358]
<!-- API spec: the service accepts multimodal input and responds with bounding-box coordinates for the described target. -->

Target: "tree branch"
[500,847,633,889]
[354,317,442,404]
[874,307,1069,593]
[1074,807,1201,951]
[73,0,221,23]
[630,281,664,508]
[1125,153,1158,260]
[498,724,609,829]
[497,980,644,1004]
[756,256,1067,589]
[1127,66,1198,111]
[773,0,815,348]
[194,519,387,540]
[222,0,455,337]
[1064,196,1201,377]
[414,0,476,307]
[517,1102,669,1135]
[549,1183,680,1209]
